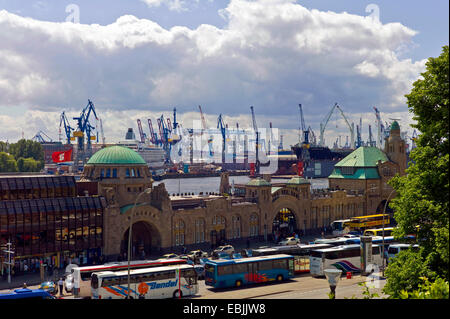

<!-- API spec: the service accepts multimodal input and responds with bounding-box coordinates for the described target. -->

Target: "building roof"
[390,121,400,131]
[328,146,389,180]
[246,178,271,187]
[334,147,388,168]
[286,176,310,185]
[87,146,146,165]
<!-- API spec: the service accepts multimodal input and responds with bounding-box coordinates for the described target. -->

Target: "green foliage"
[386,45,449,298]
[0,139,44,172]
[399,277,449,299]
[0,152,18,172]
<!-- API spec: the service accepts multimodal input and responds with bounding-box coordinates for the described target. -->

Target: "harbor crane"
[72,99,99,168]
[147,119,159,145]
[298,104,310,146]
[217,114,226,164]
[59,111,74,144]
[319,103,355,149]
[32,130,53,143]
[335,104,355,149]
[298,103,311,166]
[137,119,146,143]
[73,99,98,152]
[250,106,260,174]
[198,105,214,158]
[373,106,384,148]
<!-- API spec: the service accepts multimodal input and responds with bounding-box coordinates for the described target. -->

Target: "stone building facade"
[81,122,406,260]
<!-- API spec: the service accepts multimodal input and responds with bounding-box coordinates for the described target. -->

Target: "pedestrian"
[58,277,64,296]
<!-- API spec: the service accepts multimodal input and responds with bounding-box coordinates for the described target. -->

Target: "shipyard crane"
[137,119,146,143]
[373,106,383,148]
[157,115,172,163]
[250,106,260,174]
[298,104,309,146]
[368,124,375,147]
[308,126,317,146]
[335,104,355,149]
[73,99,98,154]
[59,111,74,144]
[32,130,53,143]
[198,105,213,158]
[297,103,311,167]
[147,119,159,145]
[217,114,226,164]
[319,103,338,147]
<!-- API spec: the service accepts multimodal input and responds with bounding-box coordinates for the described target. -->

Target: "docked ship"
[291,143,353,178]
[116,128,166,176]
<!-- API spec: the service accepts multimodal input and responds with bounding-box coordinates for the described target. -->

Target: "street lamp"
[127,188,152,299]
[381,188,396,276]
[324,268,342,299]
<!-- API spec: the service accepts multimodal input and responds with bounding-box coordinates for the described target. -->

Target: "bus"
[72,258,187,298]
[363,227,394,237]
[204,254,294,289]
[0,288,55,300]
[345,214,390,232]
[314,237,354,246]
[251,244,332,273]
[330,219,352,236]
[309,244,382,277]
[91,264,198,299]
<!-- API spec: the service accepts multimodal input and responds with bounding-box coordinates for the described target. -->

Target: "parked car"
[213,245,235,257]
[278,237,300,246]
[187,250,209,261]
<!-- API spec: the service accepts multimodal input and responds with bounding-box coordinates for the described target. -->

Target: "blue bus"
[204,254,294,289]
[0,288,55,300]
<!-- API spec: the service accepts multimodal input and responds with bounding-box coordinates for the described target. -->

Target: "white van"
[386,244,419,263]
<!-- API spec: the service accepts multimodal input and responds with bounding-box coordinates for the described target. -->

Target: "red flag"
[297,161,304,177]
[52,149,72,163]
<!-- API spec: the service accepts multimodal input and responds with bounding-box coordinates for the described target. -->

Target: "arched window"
[174,220,185,246]
[249,214,259,237]
[195,219,205,243]
[231,215,241,239]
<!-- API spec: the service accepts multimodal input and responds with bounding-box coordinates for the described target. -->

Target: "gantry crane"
[137,119,146,143]
[319,103,338,147]
[198,105,213,158]
[32,130,53,143]
[59,111,74,144]
[72,99,99,168]
[217,114,226,164]
[335,104,355,149]
[250,106,260,174]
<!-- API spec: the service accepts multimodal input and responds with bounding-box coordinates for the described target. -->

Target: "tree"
[385,45,449,297]
[0,152,18,172]
[8,139,44,169]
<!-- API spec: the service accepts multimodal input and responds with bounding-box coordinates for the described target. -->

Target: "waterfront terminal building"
[1,121,406,264]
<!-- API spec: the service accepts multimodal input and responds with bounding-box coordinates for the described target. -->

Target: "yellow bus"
[363,227,394,237]
[344,214,390,231]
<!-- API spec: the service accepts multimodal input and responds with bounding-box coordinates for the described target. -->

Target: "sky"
[0,0,448,149]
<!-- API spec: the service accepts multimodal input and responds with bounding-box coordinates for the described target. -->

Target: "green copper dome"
[87,146,147,165]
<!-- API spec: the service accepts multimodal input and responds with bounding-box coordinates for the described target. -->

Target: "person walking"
[58,278,64,297]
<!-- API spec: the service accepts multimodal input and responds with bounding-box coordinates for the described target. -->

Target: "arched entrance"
[121,221,161,259]
[273,208,298,240]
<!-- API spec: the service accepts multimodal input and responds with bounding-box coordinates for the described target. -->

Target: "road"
[193,273,386,299]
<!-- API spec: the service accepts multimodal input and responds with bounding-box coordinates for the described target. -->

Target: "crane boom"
[250,106,260,174]
[335,104,355,149]
[137,119,145,143]
[298,104,309,145]
[319,103,338,147]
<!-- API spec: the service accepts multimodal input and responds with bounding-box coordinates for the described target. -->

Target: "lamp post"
[127,188,152,299]
[324,269,342,299]
[381,188,396,276]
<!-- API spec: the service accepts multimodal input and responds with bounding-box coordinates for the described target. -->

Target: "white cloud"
[0,0,426,147]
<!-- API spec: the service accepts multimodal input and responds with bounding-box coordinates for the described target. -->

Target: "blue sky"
[0,0,448,146]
